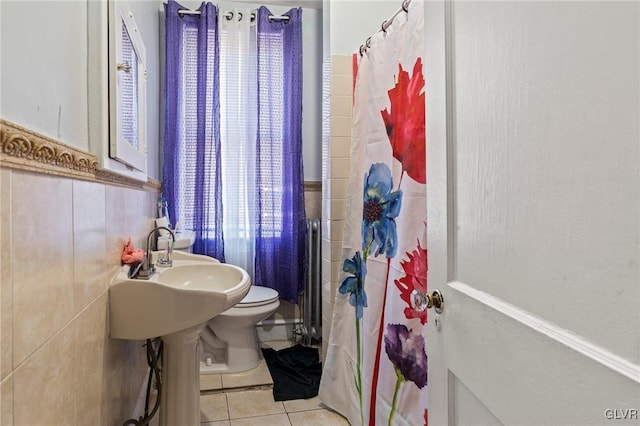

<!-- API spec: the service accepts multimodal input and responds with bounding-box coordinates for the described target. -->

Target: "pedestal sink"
[109,255,250,426]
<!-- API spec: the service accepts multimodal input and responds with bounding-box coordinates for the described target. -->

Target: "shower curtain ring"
[402,0,410,13]
[359,44,366,56]
[237,11,243,21]
[381,20,388,33]
[365,37,372,48]
[225,11,234,21]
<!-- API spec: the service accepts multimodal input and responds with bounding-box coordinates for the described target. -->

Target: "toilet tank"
[157,230,196,253]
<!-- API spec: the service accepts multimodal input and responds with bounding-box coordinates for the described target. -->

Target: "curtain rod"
[359,0,411,56]
[177,8,290,22]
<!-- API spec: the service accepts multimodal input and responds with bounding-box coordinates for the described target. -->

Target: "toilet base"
[199,325,263,374]
[199,357,261,374]
[199,295,280,374]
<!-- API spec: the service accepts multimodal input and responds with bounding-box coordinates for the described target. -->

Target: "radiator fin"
[300,218,321,344]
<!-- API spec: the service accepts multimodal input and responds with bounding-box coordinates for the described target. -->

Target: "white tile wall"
[321,54,353,361]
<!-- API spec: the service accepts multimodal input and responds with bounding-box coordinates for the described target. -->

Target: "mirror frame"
[88,0,148,182]
[109,0,148,173]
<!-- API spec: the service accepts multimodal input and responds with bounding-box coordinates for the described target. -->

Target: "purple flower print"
[384,323,428,425]
[384,323,427,389]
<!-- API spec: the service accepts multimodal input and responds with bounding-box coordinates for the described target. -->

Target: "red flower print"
[394,239,428,324]
[381,57,426,184]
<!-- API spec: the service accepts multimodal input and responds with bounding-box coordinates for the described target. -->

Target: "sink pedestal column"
[160,323,206,426]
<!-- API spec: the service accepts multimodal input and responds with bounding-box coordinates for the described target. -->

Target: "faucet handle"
[128,261,144,279]
[156,257,173,268]
[134,253,154,279]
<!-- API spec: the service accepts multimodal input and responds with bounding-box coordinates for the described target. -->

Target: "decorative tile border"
[0,118,160,191]
[304,181,322,191]
[95,168,161,191]
[0,119,97,179]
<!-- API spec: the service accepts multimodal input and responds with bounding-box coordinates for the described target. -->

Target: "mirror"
[109,0,147,173]
[87,0,148,182]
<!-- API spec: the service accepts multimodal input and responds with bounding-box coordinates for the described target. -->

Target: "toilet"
[200,286,280,373]
[157,229,196,253]
[157,226,280,374]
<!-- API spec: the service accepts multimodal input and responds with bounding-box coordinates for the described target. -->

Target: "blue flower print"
[362,163,402,258]
[339,251,368,319]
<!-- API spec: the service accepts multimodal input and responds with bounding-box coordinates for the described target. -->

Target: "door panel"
[445,281,639,424]
[452,0,639,363]
[425,1,640,424]
[449,372,502,426]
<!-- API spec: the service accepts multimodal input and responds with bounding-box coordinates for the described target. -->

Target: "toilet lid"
[157,230,195,250]
[237,286,279,307]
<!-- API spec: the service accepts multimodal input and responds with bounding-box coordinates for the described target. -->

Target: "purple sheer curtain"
[164,0,225,261]
[254,7,306,303]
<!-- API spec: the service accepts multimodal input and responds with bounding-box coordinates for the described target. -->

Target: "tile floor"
[199,341,349,426]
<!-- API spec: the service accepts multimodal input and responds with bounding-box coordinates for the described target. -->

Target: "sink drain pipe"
[123,338,164,426]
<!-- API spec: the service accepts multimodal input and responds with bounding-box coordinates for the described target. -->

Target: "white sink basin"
[159,264,243,291]
[109,247,249,425]
[151,250,220,264]
[109,260,250,340]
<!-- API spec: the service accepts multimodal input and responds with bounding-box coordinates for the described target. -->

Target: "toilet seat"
[235,286,279,308]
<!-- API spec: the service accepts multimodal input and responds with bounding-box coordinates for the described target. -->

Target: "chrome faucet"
[136,226,175,279]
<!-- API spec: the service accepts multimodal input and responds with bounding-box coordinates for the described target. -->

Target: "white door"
[424,1,640,424]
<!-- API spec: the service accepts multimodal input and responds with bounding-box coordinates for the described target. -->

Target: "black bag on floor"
[261,344,322,401]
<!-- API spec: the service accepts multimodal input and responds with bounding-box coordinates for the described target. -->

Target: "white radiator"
[299,218,322,344]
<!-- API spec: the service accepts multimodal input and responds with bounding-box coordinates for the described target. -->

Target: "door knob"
[411,289,444,314]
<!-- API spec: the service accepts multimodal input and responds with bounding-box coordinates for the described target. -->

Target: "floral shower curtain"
[318,2,427,426]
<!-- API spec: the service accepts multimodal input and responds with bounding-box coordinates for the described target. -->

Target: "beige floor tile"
[230,413,291,426]
[226,389,285,419]
[201,393,228,422]
[202,421,230,426]
[288,408,350,426]
[283,396,325,413]
[221,360,273,389]
[201,374,223,391]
